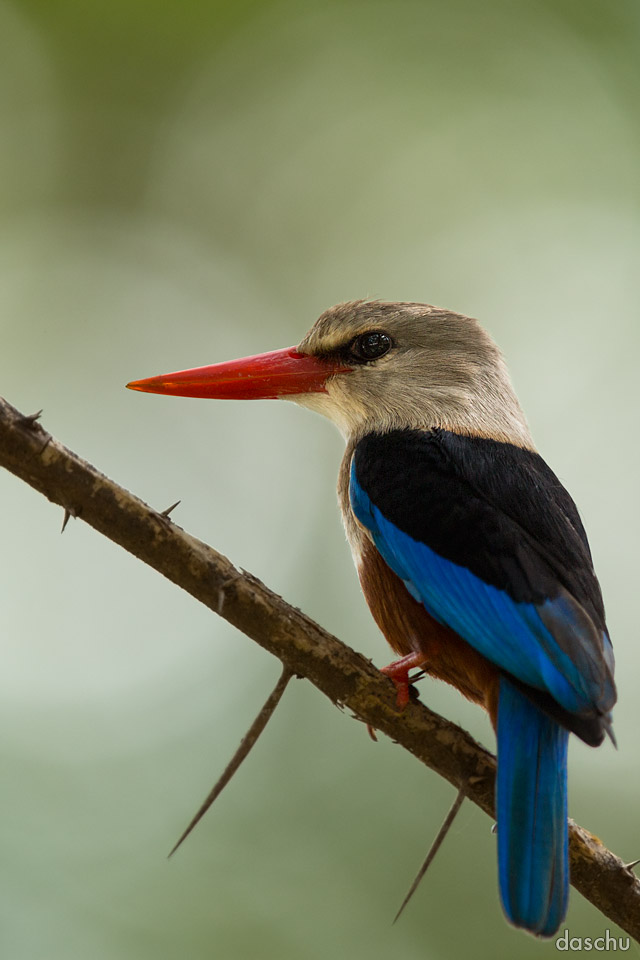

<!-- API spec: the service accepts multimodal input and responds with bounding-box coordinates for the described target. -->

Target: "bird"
[127,300,616,937]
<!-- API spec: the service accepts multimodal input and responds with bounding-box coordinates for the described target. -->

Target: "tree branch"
[1,395,638,940]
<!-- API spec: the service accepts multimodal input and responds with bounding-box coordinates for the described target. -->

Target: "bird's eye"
[349,331,392,362]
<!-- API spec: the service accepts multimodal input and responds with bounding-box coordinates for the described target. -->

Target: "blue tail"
[497,676,569,937]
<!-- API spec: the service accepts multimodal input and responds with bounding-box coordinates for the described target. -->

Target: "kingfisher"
[128,300,616,937]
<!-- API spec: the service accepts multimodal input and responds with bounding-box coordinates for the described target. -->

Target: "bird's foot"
[380,652,429,708]
[366,653,429,740]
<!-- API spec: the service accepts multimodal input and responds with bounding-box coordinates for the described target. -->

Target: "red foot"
[380,652,429,708]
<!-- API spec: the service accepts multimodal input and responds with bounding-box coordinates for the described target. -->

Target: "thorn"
[491,822,497,835]
[159,500,181,520]
[467,775,484,786]
[19,409,43,428]
[603,715,617,749]
[168,666,293,858]
[624,859,640,871]
[393,784,467,924]
[366,723,378,742]
[61,507,77,533]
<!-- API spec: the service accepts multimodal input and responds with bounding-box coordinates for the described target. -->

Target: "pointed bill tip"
[126,376,177,395]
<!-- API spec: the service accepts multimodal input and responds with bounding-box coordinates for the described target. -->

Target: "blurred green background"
[1,1,638,957]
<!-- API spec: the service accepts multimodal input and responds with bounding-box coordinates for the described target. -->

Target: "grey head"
[293,300,533,448]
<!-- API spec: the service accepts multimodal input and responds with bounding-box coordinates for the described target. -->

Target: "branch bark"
[1,395,638,940]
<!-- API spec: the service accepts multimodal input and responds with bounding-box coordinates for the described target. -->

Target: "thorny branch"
[0,395,638,941]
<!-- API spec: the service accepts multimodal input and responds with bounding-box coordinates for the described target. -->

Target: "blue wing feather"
[350,464,612,717]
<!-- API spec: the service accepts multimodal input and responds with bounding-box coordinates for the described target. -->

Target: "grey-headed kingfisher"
[128,300,616,937]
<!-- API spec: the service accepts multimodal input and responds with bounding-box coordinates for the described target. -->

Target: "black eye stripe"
[348,331,392,363]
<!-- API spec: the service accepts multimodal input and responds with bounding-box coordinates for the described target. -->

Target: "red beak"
[126,346,351,400]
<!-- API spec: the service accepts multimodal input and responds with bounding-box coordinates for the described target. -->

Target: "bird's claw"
[380,652,429,708]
